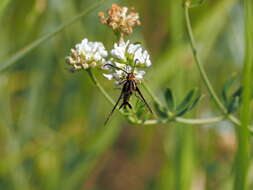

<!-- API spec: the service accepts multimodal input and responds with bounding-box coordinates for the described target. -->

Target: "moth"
[104,61,153,125]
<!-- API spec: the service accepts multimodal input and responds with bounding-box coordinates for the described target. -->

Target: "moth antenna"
[104,64,128,74]
[132,59,139,73]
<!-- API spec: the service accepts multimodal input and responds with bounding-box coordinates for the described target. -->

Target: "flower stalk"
[184,1,253,133]
[184,2,227,114]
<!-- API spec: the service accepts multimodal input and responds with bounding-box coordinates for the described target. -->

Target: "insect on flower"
[104,60,153,125]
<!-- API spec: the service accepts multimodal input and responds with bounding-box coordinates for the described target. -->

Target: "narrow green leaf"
[176,88,197,112]
[176,94,202,117]
[164,88,175,111]
[154,103,168,118]
[0,0,105,72]
[221,76,238,106]
[176,107,189,117]
[227,96,240,114]
[187,94,202,112]
[227,86,243,113]
[221,90,228,107]
[233,86,243,100]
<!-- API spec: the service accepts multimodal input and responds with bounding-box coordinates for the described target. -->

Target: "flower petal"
[103,74,114,80]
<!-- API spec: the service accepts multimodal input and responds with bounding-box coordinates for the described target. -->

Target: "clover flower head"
[66,38,108,71]
[98,4,141,40]
[111,40,152,68]
[103,60,146,84]
[102,40,151,84]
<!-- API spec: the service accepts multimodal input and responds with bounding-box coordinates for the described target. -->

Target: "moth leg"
[104,92,123,126]
[118,79,127,85]
[135,87,153,114]
[127,102,132,109]
[113,80,126,90]
[119,102,132,110]
[113,86,122,90]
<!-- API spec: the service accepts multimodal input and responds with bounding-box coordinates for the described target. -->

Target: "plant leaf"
[164,88,175,111]
[227,96,240,113]
[227,86,243,113]
[176,93,202,117]
[233,86,243,100]
[187,94,202,112]
[176,107,189,117]
[221,76,238,107]
[154,103,168,118]
[176,88,197,112]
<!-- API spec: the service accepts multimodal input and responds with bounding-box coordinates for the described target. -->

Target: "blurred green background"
[0,0,252,189]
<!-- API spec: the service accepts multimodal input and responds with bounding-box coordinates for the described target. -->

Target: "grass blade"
[0,0,105,72]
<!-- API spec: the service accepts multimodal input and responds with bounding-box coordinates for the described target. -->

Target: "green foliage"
[164,88,175,111]
[154,102,169,118]
[221,76,242,114]
[175,88,201,117]
[0,0,252,190]
[154,88,201,119]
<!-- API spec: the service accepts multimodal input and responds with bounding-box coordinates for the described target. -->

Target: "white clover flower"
[135,70,146,80]
[110,40,152,68]
[102,60,146,84]
[66,38,108,71]
[102,41,152,84]
[111,41,129,61]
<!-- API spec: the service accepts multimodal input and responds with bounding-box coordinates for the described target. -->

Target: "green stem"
[87,69,226,126]
[87,69,115,105]
[137,116,224,125]
[234,0,252,189]
[184,1,253,134]
[175,116,224,125]
[184,4,227,114]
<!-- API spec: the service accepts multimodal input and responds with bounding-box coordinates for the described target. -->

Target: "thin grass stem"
[0,0,106,72]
